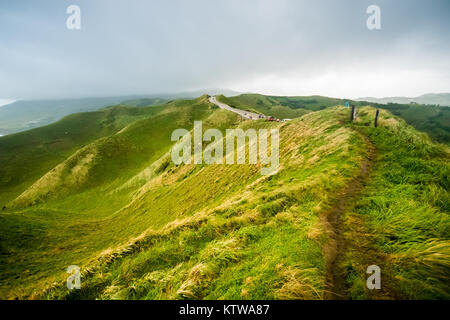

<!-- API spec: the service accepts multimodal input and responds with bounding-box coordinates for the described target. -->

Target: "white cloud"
[230,66,450,99]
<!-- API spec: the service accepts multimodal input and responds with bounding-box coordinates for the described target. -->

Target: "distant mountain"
[121,89,241,106]
[146,88,241,100]
[0,89,239,135]
[0,96,155,135]
[357,93,450,107]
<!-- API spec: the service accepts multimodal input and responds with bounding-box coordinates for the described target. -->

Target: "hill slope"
[0,96,226,297]
[0,98,448,300]
[0,103,169,204]
[219,94,450,145]
[0,90,240,136]
[0,96,168,135]
[216,94,345,119]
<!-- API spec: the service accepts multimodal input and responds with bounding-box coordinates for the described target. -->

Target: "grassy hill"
[0,95,448,300]
[0,103,169,205]
[217,94,450,145]
[345,108,449,299]
[0,90,241,136]
[216,94,345,119]
[0,96,243,297]
[367,102,450,144]
[0,96,168,136]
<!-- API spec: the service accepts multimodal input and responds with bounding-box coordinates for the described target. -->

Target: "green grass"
[0,96,166,134]
[344,108,450,299]
[218,94,450,145]
[45,108,364,300]
[216,93,359,121]
[0,96,219,297]
[0,97,448,300]
[1,104,368,299]
[0,103,168,205]
[376,103,450,144]
[216,94,314,119]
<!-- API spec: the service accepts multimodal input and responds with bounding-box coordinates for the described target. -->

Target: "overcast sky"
[0,0,449,100]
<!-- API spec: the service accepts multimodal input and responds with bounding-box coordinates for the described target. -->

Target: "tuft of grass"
[344,107,450,299]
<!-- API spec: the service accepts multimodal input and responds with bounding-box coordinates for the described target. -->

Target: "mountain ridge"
[0,97,448,300]
[357,92,450,107]
[0,89,240,136]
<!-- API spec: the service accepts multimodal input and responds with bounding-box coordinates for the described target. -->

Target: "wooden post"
[351,106,356,121]
[374,109,380,127]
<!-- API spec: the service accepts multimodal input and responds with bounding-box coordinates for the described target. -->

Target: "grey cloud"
[0,0,449,99]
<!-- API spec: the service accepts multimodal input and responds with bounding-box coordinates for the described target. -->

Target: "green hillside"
[216,94,344,119]
[0,96,220,297]
[218,94,450,145]
[369,103,450,144]
[345,108,450,299]
[0,103,168,204]
[0,96,448,300]
[0,96,167,135]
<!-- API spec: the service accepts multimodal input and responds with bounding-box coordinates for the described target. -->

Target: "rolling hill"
[217,94,450,145]
[0,96,169,136]
[0,95,448,300]
[0,103,170,205]
[0,90,240,137]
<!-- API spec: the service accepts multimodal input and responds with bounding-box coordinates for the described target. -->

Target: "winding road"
[209,96,264,120]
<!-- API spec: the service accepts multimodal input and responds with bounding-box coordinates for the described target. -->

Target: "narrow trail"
[322,132,376,300]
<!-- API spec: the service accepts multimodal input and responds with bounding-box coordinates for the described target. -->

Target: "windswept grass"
[0,104,168,204]
[1,100,448,300]
[344,107,450,299]
[25,107,368,300]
